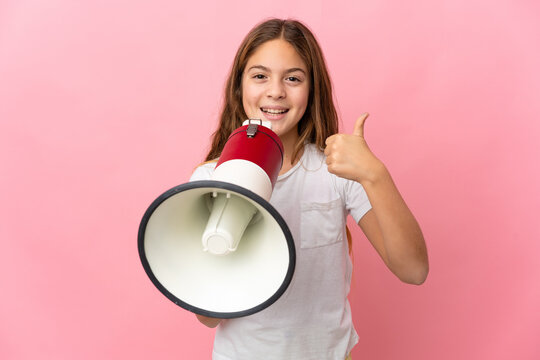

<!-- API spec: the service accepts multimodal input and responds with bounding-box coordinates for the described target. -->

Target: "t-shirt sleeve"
[189,162,216,182]
[337,176,372,223]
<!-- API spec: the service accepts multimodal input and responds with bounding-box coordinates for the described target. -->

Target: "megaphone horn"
[138,119,296,319]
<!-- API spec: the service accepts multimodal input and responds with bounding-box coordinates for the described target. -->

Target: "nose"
[266,79,286,100]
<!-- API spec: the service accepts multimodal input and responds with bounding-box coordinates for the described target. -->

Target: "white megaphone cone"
[138,120,296,319]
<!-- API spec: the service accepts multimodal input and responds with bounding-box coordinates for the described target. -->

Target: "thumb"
[352,113,369,137]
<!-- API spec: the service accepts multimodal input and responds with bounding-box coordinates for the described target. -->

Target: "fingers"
[324,134,335,155]
[324,134,343,155]
[352,113,369,137]
[325,112,369,153]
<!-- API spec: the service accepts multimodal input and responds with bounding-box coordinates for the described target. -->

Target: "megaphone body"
[138,120,296,319]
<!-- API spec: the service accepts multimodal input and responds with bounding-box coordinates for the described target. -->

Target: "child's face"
[241,39,309,143]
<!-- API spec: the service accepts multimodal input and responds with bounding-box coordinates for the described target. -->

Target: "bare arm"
[357,167,428,284]
[325,113,429,284]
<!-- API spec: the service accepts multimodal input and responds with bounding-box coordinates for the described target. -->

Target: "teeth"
[262,108,288,114]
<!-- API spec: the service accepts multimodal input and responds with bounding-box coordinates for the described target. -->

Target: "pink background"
[1,1,539,359]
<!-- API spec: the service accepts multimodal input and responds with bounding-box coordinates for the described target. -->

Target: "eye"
[253,74,267,80]
[286,76,301,82]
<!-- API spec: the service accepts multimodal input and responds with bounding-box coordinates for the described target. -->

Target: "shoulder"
[189,161,217,181]
[304,143,325,158]
[295,144,338,189]
[303,143,369,207]
[301,143,327,169]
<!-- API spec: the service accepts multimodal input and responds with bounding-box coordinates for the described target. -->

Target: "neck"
[278,131,302,175]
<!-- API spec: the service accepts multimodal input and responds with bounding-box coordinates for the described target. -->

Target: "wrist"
[357,161,389,186]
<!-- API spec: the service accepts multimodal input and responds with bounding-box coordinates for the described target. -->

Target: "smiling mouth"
[261,108,289,115]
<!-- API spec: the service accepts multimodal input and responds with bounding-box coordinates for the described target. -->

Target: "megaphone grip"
[202,192,257,255]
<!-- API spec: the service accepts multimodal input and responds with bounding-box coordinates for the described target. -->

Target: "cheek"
[242,98,257,118]
[292,88,309,113]
[241,84,259,113]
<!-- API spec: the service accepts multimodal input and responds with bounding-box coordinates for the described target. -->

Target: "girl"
[189,18,429,360]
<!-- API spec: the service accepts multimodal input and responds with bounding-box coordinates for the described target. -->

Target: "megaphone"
[138,119,296,319]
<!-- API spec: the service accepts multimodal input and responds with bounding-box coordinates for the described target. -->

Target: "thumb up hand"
[351,112,368,137]
[324,113,385,184]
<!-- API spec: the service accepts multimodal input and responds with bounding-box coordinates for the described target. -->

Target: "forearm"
[360,165,429,284]
[324,114,428,283]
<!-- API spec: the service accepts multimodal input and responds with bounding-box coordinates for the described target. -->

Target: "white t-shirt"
[190,144,372,360]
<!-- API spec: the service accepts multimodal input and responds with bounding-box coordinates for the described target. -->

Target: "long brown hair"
[205,18,339,163]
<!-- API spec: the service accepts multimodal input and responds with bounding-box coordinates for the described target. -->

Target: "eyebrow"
[247,65,307,75]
